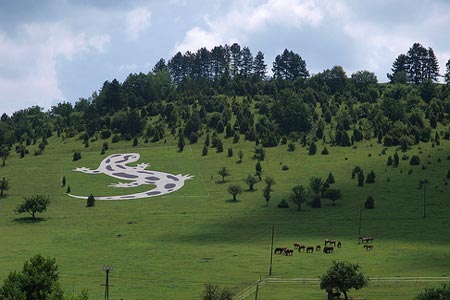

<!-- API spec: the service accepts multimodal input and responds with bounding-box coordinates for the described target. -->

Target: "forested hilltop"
[1,42,450,155]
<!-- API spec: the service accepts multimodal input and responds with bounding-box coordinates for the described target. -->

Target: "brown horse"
[298,245,306,252]
[363,244,374,251]
[293,243,300,249]
[359,236,374,244]
[306,246,314,253]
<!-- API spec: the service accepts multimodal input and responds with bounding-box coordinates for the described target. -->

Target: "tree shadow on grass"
[225,199,241,203]
[12,217,45,224]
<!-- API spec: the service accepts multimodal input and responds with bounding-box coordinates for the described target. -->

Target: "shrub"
[282,165,289,171]
[86,194,95,207]
[277,199,289,208]
[34,149,43,156]
[202,146,208,156]
[308,142,317,155]
[311,197,321,208]
[326,172,335,184]
[410,155,421,165]
[387,156,393,166]
[365,196,375,209]
[217,139,224,152]
[366,170,376,183]
[133,137,138,146]
[447,170,450,179]
[189,132,198,144]
[321,147,329,155]
[402,154,409,161]
[357,170,365,187]
[73,151,81,161]
[102,141,109,151]
[227,147,233,157]
[280,136,288,145]
[233,132,240,143]
[287,143,296,152]
[100,129,111,139]
[111,135,120,143]
[66,186,71,193]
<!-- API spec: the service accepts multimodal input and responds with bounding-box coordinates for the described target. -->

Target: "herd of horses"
[274,236,375,256]
[274,239,342,256]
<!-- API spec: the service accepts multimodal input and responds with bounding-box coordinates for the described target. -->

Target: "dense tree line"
[1,42,450,158]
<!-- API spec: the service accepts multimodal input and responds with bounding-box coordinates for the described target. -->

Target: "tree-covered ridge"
[1,42,450,155]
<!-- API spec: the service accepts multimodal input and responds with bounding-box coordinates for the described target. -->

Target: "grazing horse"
[337,241,342,248]
[316,245,321,252]
[306,246,314,253]
[359,236,374,244]
[323,246,334,254]
[363,244,374,251]
[274,247,286,254]
[298,245,306,252]
[325,239,336,246]
[293,243,300,249]
[284,249,294,256]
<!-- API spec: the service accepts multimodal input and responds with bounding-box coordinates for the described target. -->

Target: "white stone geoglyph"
[68,153,193,200]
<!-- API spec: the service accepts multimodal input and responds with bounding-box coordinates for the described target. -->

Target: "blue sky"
[1,0,450,115]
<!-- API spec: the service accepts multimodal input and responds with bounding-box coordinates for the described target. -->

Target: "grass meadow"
[1,133,450,299]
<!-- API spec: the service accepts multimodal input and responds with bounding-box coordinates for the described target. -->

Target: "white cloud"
[340,4,450,80]
[0,23,111,115]
[125,7,151,41]
[119,64,138,71]
[173,27,225,54]
[174,0,328,53]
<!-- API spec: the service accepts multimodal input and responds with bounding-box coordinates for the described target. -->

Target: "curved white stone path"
[68,153,193,200]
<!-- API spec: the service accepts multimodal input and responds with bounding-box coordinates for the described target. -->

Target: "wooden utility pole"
[420,180,428,218]
[269,224,274,276]
[358,200,363,240]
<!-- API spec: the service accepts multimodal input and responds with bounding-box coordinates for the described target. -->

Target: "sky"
[1,0,450,115]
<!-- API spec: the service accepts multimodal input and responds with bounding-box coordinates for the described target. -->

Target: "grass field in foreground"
[1,134,450,299]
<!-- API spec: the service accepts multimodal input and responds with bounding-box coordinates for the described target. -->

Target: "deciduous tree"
[227,184,242,201]
[244,174,258,191]
[15,195,50,219]
[290,185,306,211]
[0,177,9,197]
[320,261,368,300]
[218,167,230,182]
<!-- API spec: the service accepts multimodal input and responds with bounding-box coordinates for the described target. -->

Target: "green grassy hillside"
[1,134,450,299]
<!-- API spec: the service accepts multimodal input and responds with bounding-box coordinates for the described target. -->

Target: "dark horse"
[359,236,374,243]
[274,247,286,254]
[325,239,336,246]
[284,248,294,256]
[323,246,334,254]
[306,246,314,253]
